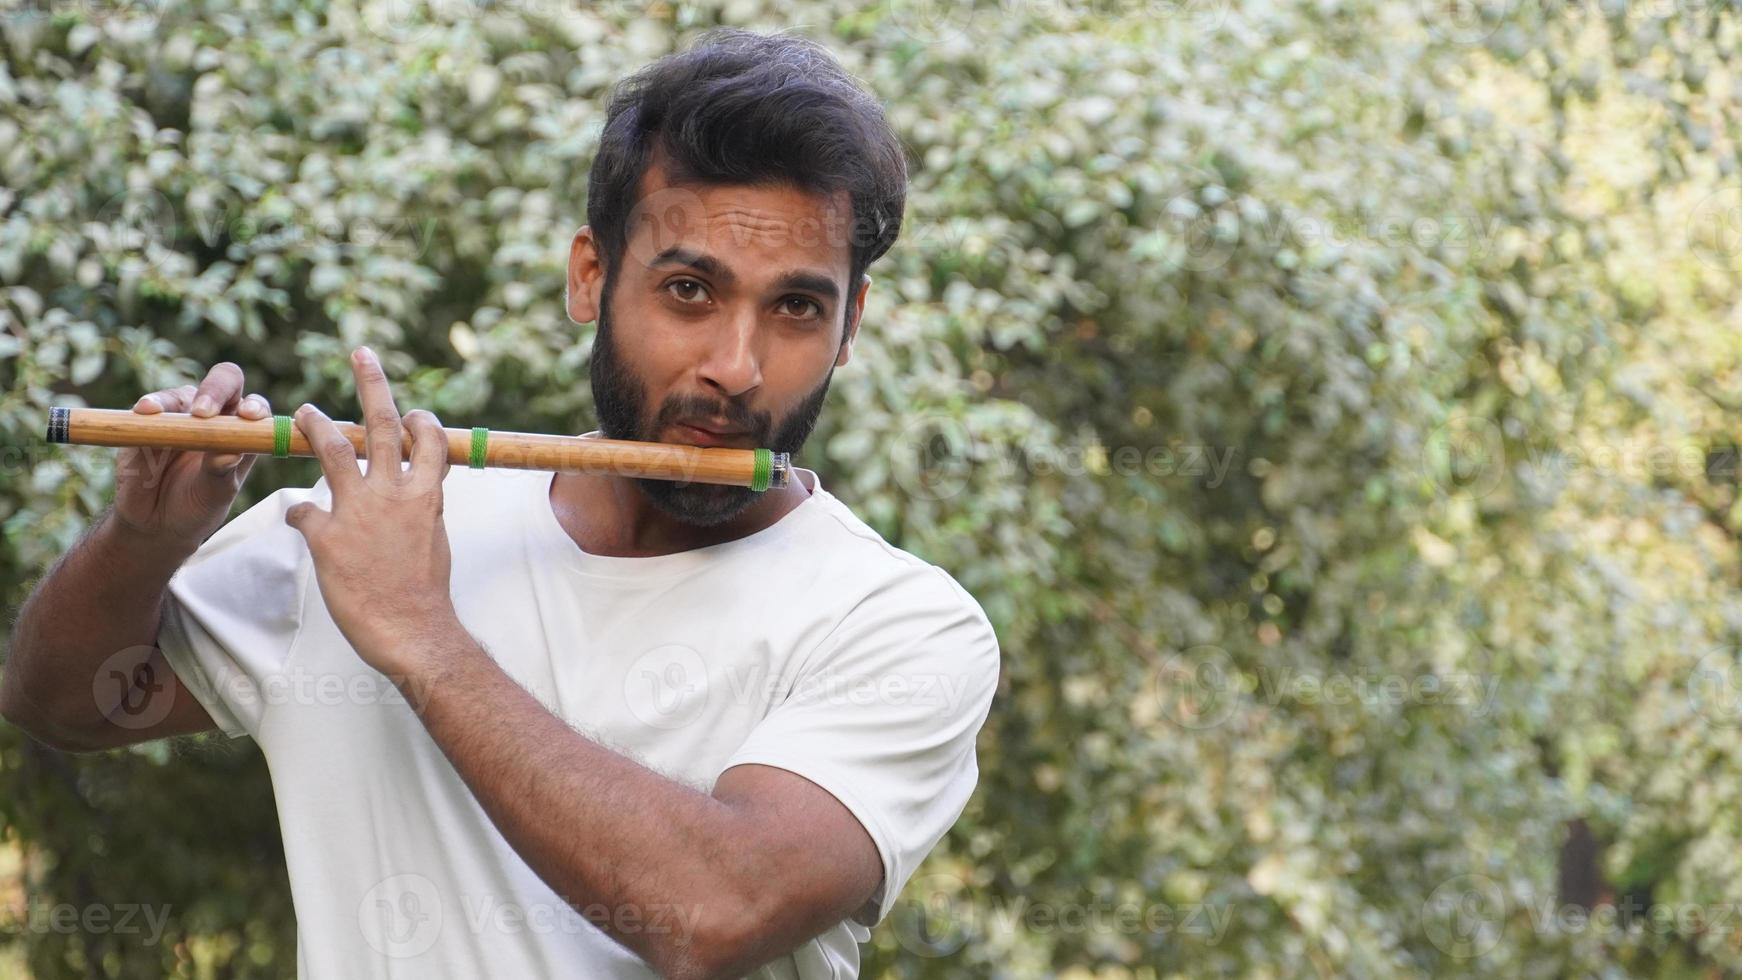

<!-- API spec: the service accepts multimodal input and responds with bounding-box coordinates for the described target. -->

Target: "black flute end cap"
[46,407,69,444]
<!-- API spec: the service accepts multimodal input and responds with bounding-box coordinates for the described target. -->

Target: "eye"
[780,296,824,320]
[664,278,710,304]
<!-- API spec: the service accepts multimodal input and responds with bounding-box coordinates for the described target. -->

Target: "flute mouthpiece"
[767,451,790,490]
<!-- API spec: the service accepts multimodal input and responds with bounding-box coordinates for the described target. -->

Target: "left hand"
[286,346,458,678]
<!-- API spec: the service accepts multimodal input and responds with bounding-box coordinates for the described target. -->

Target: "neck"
[549,466,811,559]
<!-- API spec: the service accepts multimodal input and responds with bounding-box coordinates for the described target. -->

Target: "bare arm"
[396,627,883,980]
[0,510,217,751]
[1,365,276,751]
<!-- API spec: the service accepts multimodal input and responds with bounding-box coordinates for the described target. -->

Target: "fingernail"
[135,394,160,411]
[193,395,216,416]
[356,346,375,363]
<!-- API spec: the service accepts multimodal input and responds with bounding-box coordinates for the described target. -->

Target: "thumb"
[202,452,245,475]
[284,501,326,536]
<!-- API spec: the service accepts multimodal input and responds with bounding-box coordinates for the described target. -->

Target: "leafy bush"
[5,0,1742,976]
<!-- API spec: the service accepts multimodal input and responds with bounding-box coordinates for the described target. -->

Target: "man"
[0,28,1000,980]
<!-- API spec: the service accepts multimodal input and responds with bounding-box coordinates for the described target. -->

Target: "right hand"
[110,362,274,551]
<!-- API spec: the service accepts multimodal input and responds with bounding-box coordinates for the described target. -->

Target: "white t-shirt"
[156,457,1000,979]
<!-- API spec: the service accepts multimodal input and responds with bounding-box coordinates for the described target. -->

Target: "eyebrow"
[649,246,841,306]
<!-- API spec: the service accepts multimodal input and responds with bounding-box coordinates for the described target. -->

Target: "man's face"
[569,162,869,527]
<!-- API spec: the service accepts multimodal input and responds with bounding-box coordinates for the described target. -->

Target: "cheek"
[633,327,699,390]
[759,354,833,411]
[606,294,673,369]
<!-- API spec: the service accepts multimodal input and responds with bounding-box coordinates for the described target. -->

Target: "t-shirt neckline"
[530,440,824,581]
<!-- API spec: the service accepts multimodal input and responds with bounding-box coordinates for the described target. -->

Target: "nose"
[697,310,763,400]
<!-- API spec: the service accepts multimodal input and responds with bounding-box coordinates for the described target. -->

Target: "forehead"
[621,161,855,279]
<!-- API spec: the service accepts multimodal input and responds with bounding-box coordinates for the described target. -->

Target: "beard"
[589,268,836,527]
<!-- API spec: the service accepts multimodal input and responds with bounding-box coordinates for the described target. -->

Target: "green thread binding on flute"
[751,448,772,492]
[273,415,292,457]
[469,427,489,469]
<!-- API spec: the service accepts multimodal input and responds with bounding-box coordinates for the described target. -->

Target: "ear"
[567,226,605,325]
[836,274,871,368]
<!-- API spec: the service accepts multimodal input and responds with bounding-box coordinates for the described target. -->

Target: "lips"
[670,421,749,447]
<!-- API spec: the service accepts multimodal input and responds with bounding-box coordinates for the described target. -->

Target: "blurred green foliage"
[6,0,1742,976]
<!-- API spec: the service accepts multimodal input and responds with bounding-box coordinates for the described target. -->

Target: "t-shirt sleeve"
[154,480,324,739]
[720,565,1001,928]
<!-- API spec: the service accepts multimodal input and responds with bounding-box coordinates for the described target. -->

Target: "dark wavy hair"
[586,28,909,299]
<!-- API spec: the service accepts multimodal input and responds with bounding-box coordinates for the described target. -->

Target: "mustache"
[654,395,768,439]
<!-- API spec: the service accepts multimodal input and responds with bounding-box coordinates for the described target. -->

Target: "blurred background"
[3,0,1742,976]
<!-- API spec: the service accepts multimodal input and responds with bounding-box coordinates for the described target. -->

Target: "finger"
[190,362,244,418]
[350,347,403,482]
[403,410,450,486]
[125,387,193,481]
[123,387,191,481]
[200,393,273,474]
[201,395,274,473]
[237,393,272,419]
[216,395,274,470]
[294,403,364,500]
[133,384,198,414]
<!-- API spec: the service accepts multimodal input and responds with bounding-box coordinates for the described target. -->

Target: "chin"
[635,478,759,527]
